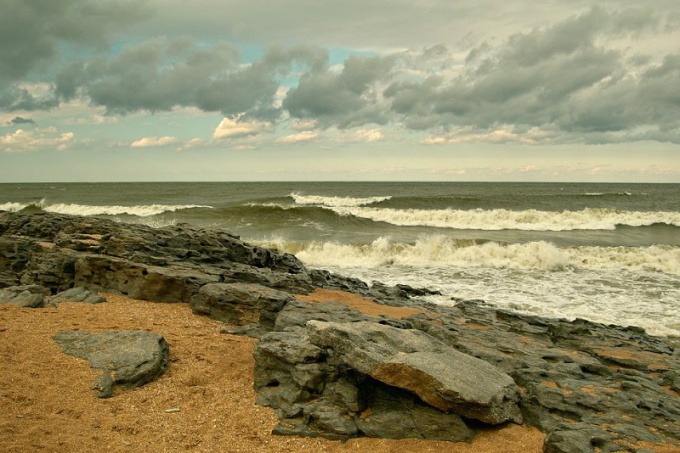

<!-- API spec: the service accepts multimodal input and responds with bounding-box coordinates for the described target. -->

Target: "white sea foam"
[291,192,391,207]
[583,192,632,196]
[42,202,212,217]
[280,235,680,275]
[0,202,29,212]
[327,206,680,231]
[275,237,680,336]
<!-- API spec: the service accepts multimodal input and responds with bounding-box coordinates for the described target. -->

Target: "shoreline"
[1,210,678,452]
[0,294,546,453]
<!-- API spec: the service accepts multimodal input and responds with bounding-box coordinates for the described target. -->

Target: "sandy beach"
[0,293,546,453]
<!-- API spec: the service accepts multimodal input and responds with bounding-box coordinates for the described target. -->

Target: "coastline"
[0,294,545,453]
[0,210,678,452]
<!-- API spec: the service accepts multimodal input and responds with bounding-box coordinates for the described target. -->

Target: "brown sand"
[0,294,548,452]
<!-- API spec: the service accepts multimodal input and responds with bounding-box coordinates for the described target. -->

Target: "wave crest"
[291,192,391,207]
[327,206,680,231]
[268,235,680,275]
[0,200,212,217]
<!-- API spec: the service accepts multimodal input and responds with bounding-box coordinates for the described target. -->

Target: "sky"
[1,1,679,183]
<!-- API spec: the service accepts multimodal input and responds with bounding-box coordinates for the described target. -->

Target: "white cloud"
[421,127,554,145]
[276,130,321,143]
[212,117,272,139]
[291,119,318,131]
[337,128,384,142]
[131,136,179,147]
[420,136,448,145]
[0,127,75,152]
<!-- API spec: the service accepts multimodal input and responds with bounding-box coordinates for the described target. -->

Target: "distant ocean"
[2,181,679,336]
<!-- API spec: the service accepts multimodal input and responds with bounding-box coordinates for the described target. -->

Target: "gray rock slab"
[307,320,522,424]
[0,285,50,308]
[191,282,294,329]
[51,286,106,304]
[53,330,169,398]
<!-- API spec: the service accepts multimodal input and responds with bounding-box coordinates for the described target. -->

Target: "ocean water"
[2,181,679,337]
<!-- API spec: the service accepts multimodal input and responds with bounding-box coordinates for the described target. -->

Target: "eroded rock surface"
[1,211,679,451]
[307,320,522,424]
[52,330,169,398]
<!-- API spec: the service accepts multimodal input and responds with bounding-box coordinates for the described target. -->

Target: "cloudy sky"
[1,0,679,182]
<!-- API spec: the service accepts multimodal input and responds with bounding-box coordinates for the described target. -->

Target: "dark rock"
[74,255,221,302]
[52,330,169,398]
[191,282,294,329]
[355,382,474,442]
[2,211,680,448]
[307,320,522,425]
[0,285,50,307]
[254,326,477,442]
[51,286,106,304]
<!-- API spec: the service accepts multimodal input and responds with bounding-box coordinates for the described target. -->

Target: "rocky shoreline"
[1,211,678,452]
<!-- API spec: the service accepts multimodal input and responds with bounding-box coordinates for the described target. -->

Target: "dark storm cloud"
[56,40,328,119]
[282,55,396,128]
[382,7,679,143]
[0,0,146,111]
[2,0,679,146]
[8,116,35,126]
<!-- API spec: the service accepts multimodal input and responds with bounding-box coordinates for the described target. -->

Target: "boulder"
[0,285,50,308]
[253,326,477,442]
[190,282,294,329]
[50,286,106,304]
[52,330,169,398]
[74,255,220,302]
[307,320,522,425]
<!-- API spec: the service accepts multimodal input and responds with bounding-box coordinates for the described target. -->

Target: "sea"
[1,181,679,337]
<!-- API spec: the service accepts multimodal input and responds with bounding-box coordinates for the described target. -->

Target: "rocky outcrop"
[253,320,520,441]
[307,320,522,424]
[1,211,679,451]
[0,285,105,307]
[52,330,169,398]
[0,284,50,307]
[190,282,295,330]
[50,286,106,304]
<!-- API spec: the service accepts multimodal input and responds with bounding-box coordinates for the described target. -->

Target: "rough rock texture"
[51,286,106,304]
[253,326,476,442]
[0,211,311,300]
[190,282,295,330]
[52,330,169,398]
[307,320,522,424]
[0,285,50,307]
[1,211,679,451]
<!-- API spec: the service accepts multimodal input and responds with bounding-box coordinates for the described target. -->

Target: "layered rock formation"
[0,211,678,452]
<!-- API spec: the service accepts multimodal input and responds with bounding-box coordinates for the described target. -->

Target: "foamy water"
[291,192,392,207]
[327,206,680,231]
[0,200,212,217]
[2,181,678,337]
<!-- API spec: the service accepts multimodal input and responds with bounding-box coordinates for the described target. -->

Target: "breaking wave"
[290,192,391,207]
[0,200,212,217]
[324,206,680,231]
[266,235,680,275]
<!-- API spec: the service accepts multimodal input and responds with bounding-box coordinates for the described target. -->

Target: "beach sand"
[0,293,548,452]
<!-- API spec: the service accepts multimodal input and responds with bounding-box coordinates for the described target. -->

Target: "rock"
[0,211,312,300]
[190,282,294,329]
[0,285,50,308]
[307,320,522,425]
[253,324,479,442]
[52,330,169,398]
[2,211,680,448]
[355,381,474,442]
[74,255,221,302]
[51,286,106,304]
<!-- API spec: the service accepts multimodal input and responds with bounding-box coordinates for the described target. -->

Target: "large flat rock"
[307,320,522,424]
[53,330,169,398]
